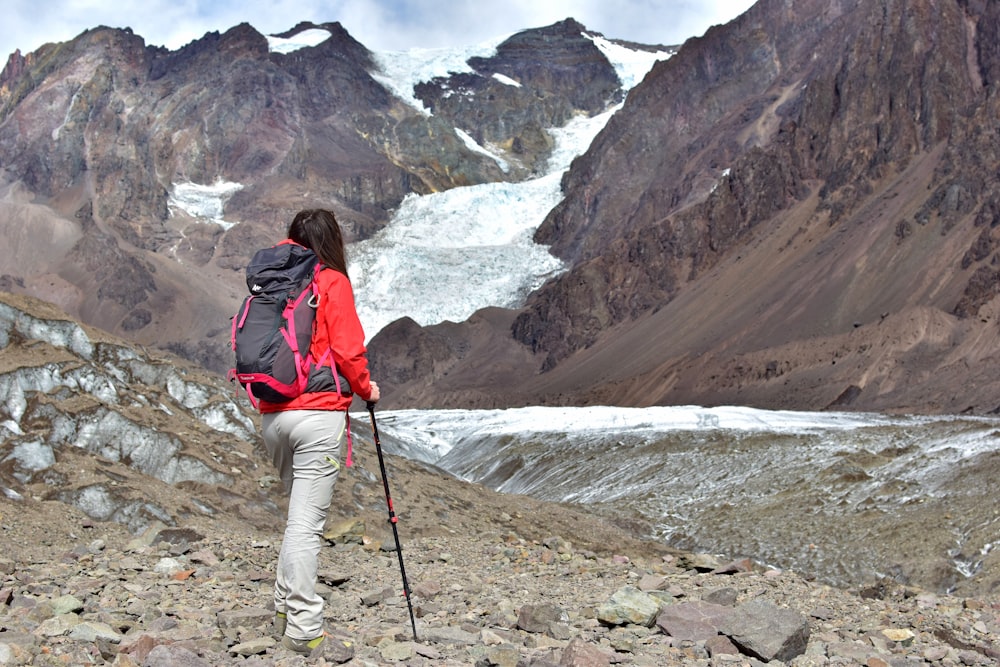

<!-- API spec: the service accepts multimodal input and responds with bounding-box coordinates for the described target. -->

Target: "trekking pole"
[367,402,418,642]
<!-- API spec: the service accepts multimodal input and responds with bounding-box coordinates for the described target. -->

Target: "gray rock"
[142,644,212,667]
[719,598,810,663]
[67,621,123,643]
[421,625,479,646]
[518,603,570,634]
[360,586,394,606]
[479,643,521,667]
[227,636,275,656]
[215,608,271,631]
[50,594,84,615]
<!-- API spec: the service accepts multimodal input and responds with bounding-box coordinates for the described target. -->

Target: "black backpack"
[229,243,350,406]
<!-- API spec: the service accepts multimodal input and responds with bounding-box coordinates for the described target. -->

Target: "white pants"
[262,409,345,640]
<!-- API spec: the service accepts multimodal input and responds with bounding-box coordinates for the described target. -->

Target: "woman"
[259,208,380,657]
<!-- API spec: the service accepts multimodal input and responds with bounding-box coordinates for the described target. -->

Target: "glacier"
[351,35,673,339]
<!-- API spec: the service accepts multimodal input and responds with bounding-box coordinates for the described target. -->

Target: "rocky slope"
[1,293,998,665]
[369,0,1000,415]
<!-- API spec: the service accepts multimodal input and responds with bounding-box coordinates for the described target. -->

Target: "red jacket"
[259,251,373,413]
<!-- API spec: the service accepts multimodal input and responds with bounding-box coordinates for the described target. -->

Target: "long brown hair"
[287,209,348,275]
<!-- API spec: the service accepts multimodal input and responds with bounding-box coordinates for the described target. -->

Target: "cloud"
[1,0,756,64]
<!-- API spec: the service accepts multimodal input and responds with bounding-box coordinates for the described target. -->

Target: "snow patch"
[454,128,510,173]
[266,29,330,54]
[585,33,674,91]
[168,180,244,230]
[492,73,521,87]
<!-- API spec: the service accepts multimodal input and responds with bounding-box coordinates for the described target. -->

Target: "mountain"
[3,2,1000,416]
[370,0,1000,415]
[0,18,629,374]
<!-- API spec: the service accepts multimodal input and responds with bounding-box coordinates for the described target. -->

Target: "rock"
[153,557,185,575]
[719,598,810,663]
[828,640,879,663]
[705,634,740,657]
[324,518,366,544]
[481,643,521,667]
[595,586,660,627]
[227,636,275,656]
[655,600,733,641]
[142,644,212,666]
[67,621,122,643]
[216,608,270,630]
[421,625,479,646]
[49,594,84,615]
[637,574,668,592]
[360,586,394,606]
[702,587,739,606]
[558,637,614,666]
[518,604,570,635]
[378,640,413,661]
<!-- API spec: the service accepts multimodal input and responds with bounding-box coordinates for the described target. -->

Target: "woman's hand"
[368,381,380,403]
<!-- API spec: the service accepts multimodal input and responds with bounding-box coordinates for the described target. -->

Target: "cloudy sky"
[3,0,756,62]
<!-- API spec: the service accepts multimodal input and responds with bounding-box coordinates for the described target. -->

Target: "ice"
[351,36,668,340]
[9,440,55,474]
[168,180,244,229]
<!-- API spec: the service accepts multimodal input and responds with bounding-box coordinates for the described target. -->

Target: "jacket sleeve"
[320,270,373,401]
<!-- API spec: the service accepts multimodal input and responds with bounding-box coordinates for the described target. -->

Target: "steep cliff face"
[413,19,624,177]
[373,0,1000,414]
[516,0,989,364]
[0,19,623,371]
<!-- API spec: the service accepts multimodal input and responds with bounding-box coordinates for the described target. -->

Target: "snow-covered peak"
[369,35,511,114]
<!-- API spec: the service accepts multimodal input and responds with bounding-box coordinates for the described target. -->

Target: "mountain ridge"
[369,0,1000,414]
[0,16,626,375]
[3,3,1000,414]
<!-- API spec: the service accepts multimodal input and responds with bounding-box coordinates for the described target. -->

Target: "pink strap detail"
[231,296,254,351]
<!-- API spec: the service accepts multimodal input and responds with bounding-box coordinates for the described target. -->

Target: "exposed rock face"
[414,18,624,177]
[0,19,622,374]
[373,0,1000,414]
[517,0,988,360]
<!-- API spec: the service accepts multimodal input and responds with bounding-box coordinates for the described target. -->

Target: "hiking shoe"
[273,612,286,637]
[280,633,354,662]
[280,634,324,656]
